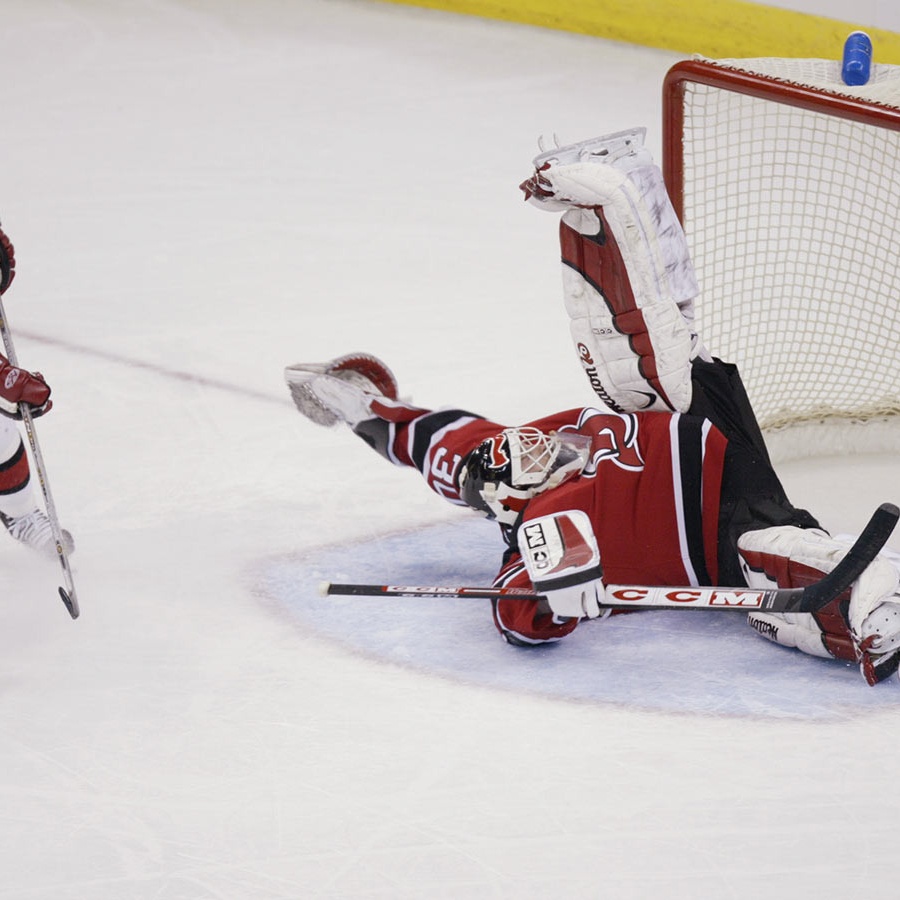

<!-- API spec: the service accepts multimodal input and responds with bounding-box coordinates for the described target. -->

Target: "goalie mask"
[458,427,591,526]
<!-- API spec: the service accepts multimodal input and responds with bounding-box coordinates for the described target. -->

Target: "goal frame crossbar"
[662,58,900,224]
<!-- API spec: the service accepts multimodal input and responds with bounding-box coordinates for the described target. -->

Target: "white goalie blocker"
[522,128,705,413]
[519,509,608,620]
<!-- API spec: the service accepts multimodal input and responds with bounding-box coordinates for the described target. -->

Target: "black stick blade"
[800,502,900,613]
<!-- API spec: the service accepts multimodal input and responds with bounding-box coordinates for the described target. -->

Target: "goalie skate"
[284,353,398,427]
[531,127,648,171]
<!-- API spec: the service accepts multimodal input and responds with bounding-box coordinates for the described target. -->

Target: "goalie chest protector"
[517,408,728,588]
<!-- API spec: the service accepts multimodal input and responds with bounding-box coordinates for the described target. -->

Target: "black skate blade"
[59,586,80,619]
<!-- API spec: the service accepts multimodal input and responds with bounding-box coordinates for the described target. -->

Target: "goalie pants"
[688,357,821,586]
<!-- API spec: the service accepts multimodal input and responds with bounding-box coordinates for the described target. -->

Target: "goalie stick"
[321,502,899,614]
[0,293,79,619]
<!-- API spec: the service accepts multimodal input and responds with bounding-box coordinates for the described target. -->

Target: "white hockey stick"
[321,503,899,615]
[0,294,79,618]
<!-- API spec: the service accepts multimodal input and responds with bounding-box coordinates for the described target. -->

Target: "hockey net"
[662,56,900,460]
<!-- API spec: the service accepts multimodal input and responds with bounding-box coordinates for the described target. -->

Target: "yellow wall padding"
[374,0,900,64]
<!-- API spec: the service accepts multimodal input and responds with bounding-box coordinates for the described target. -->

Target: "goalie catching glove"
[738,525,900,685]
[284,353,400,427]
[519,509,609,620]
[285,352,441,466]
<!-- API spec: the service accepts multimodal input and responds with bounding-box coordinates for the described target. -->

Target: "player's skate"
[520,128,708,414]
[1,508,74,558]
[523,127,650,209]
[846,545,900,684]
[284,353,399,427]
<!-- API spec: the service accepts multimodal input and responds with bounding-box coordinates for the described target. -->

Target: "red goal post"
[662,57,900,459]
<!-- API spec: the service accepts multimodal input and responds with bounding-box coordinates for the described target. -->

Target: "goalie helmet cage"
[662,56,900,461]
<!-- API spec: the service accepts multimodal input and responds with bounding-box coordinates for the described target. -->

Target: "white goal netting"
[664,56,900,459]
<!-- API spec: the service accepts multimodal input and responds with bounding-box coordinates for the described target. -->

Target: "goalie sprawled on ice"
[285,130,900,687]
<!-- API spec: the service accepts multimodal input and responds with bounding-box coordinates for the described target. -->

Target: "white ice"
[3,1,900,897]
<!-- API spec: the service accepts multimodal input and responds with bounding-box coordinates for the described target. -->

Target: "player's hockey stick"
[321,502,899,615]
[0,294,79,619]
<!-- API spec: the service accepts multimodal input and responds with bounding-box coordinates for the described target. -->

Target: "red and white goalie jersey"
[363,397,730,645]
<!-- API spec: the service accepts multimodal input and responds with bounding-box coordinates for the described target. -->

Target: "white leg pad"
[739,524,900,664]
[523,130,702,413]
[747,610,834,659]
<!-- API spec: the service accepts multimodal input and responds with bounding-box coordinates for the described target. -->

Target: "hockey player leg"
[738,525,900,684]
[520,128,706,413]
[0,418,73,557]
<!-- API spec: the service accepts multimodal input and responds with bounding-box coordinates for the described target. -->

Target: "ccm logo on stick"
[609,588,766,607]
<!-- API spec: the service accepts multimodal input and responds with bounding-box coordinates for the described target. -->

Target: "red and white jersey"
[377,401,730,644]
[524,407,728,587]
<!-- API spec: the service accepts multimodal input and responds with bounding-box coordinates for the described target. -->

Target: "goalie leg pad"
[746,610,837,659]
[739,525,900,684]
[740,526,856,661]
[522,130,704,413]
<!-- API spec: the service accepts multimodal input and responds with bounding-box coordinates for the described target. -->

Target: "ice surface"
[264,517,897,719]
[2,1,900,897]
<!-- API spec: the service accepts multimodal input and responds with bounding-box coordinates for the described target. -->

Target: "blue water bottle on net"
[842,31,872,86]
